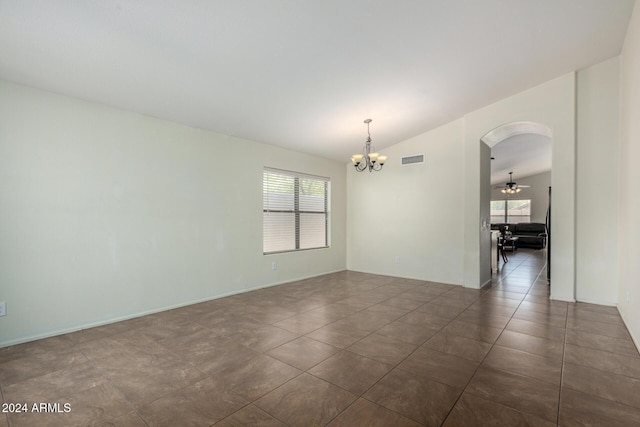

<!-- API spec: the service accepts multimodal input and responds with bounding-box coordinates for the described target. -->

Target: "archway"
[480,121,553,291]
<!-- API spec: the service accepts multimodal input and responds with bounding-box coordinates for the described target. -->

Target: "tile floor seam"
[439,252,552,425]
[564,334,640,358]
[555,291,570,426]
[239,372,308,427]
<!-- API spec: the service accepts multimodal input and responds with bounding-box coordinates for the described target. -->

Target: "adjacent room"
[1,1,640,425]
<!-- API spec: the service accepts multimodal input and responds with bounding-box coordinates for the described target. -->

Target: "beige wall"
[346,119,466,285]
[576,57,620,306]
[0,81,347,347]
[619,1,640,349]
[463,74,576,300]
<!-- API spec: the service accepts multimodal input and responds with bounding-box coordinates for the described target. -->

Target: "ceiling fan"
[494,172,530,194]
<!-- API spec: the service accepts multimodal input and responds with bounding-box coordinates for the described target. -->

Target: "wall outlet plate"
[0,301,6,317]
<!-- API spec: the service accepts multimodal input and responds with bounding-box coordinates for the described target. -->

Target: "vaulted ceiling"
[0,1,635,163]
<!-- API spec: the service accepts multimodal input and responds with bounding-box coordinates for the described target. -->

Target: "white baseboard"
[0,269,346,349]
[617,306,640,354]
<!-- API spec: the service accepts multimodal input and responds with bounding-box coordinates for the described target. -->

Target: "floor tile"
[562,362,640,409]
[306,322,371,348]
[215,404,286,426]
[330,312,388,332]
[424,332,492,363]
[396,311,451,330]
[512,308,567,328]
[398,346,479,389]
[559,387,640,427]
[571,302,620,316]
[483,345,562,385]
[376,320,439,345]
[0,350,89,387]
[4,250,640,426]
[255,373,357,426]
[476,294,522,308]
[506,318,566,342]
[212,354,301,401]
[7,383,134,427]
[227,325,299,352]
[494,330,564,360]
[567,318,631,340]
[465,366,559,423]
[266,336,340,371]
[346,333,417,365]
[137,375,247,426]
[3,359,106,403]
[443,319,504,344]
[273,311,337,334]
[455,311,511,329]
[308,350,392,395]
[518,300,567,316]
[378,296,425,311]
[465,301,517,318]
[443,392,556,427]
[565,330,639,357]
[415,302,467,321]
[364,368,461,426]
[564,343,640,378]
[327,398,422,427]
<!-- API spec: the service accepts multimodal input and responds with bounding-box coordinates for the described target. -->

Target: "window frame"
[263,167,330,254]
[490,199,531,224]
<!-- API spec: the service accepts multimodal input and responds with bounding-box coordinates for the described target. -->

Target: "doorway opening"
[481,122,553,288]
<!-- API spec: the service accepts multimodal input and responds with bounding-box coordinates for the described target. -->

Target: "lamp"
[351,119,387,172]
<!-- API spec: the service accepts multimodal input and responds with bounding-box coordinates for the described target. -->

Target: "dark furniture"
[491,222,547,249]
[496,234,519,266]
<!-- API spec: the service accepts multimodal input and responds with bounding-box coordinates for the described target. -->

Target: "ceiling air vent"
[401,154,424,165]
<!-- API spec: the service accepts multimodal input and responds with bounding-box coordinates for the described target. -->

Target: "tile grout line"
[439,250,546,425]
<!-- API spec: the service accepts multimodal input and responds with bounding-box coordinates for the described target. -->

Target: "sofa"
[491,222,547,249]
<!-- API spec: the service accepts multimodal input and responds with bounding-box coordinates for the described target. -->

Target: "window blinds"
[263,168,329,254]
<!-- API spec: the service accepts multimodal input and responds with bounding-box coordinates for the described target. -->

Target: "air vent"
[401,154,424,165]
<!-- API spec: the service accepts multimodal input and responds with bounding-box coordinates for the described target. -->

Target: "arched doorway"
[480,121,553,291]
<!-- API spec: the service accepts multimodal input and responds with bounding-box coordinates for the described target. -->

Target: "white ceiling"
[0,1,635,162]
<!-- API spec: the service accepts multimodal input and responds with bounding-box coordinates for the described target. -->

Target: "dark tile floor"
[1,249,640,426]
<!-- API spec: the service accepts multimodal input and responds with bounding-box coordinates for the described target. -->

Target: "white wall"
[576,57,620,306]
[0,80,347,347]
[479,142,492,287]
[618,1,640,349]
[490,171,551,224]
[347,119,466,285]
[464,74,576,299]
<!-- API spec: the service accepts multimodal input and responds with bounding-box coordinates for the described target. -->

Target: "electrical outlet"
[394,256,400,264]
[0,301,6,317]
[271,262,277,270]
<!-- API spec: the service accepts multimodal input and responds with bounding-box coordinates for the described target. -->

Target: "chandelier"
[351,119,387,172]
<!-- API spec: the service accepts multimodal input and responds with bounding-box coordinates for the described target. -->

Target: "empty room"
[2,1,640,426]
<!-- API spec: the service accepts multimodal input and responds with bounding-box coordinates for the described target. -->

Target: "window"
[490,199,531,224]
[263,168,329,254]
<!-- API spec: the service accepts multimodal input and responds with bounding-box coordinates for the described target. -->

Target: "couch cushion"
[514,223,546,234]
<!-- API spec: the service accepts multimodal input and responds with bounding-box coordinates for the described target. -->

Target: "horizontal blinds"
[263,168,329,253]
